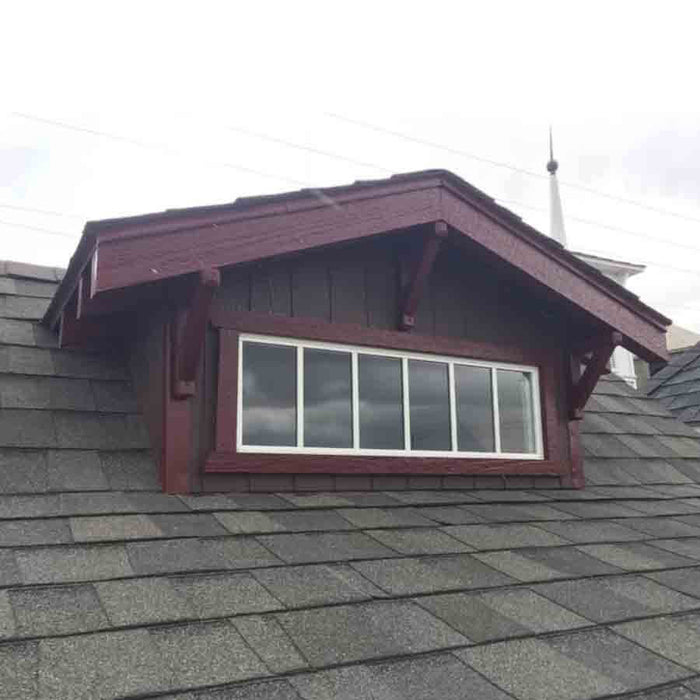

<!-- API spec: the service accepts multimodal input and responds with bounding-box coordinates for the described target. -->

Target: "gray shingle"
[96,577,194,626]
[69,514,162,541]
[416,588,589,642]
[3,346,55,374]
[459,628,690,700]
[352,553,514,595]
[1,295,50,320]
[535,519,646,543]
[0,494,61,519]
[100,450,159,490]
[47,449,108,491]
[10,584,109,636]
[647,568,700,598]
[276,600,467,667]
[614,614,700,671]
[335,507,436,528]
[0,550,22,585]
[0,590,15,639]
[0,641,38,700]
[233,616,307,672]
[0,375,95,410]
[578,542,696,571]
[475,546,621,582]
[127,537,279,575]
[0,449,48,493]
[622,686,700,700]
[414,505,487,524]
[183,679,302,699]
[38,628,168,699]
[252,563,387,607]
[0,409,56,447]
[0,318,37,346]
[150,621,267,688]
[99,413,151,449]
[16,544,134,584]
[460,503,575,522]
[91,380,138,412]
[171,573,283,617]
[613,516,700,539]
[149,513,229,538]
[532,576,699,623]
[443,523,569,549]
[650,538,700,561]
[53,411,106,449]
[367,527,472,554]
[291,653,512,700]
[0,518,72,546]
[257,532,395,564]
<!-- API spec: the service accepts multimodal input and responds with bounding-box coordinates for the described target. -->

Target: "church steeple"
[547,127,567,247]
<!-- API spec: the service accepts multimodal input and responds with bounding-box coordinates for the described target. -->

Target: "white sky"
[2,1,700,330]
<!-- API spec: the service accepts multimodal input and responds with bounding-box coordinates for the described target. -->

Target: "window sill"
[205,450,564,476]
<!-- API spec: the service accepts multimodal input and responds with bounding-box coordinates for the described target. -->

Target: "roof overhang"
[44,169,671,363]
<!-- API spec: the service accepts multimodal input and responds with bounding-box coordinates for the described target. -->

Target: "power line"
[0,219,77,239]
[0,203,83,219]
[499,198,700,256]
[326,112,700,227]
[11,110,700,281]
[11,112,312,190]
[225,124,391,174]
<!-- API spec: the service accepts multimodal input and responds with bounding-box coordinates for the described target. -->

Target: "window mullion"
[351,351,359,450]
[448,362,457,452]
[297,346,304,448]
[492,368,501,453]
[402,357,411,451]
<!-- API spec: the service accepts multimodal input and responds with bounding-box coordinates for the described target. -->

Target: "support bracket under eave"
[171,268,221,399]
[569,331,622,420]
[399,220,448,330]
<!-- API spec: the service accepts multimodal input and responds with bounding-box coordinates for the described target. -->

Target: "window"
[238,334,543,459]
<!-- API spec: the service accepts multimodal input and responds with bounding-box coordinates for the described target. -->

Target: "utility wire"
[326,112,700,226]
[225,124,391,174]
[11,112,312,190]
[0,219,77,239]
[0,203,83,219]
[11,111,700,281]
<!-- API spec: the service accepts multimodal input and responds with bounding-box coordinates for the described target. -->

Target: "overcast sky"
[2,1,700,330]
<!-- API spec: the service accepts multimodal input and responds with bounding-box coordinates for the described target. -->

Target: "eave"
[43,169,671,363]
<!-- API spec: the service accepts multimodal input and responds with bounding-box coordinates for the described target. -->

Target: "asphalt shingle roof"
[648,342,700,430]
[4,262,700,698]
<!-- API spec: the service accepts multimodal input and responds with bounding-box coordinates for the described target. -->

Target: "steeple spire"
[547,127,567,247]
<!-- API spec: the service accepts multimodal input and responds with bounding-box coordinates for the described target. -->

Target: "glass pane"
[304,348,353,447]
[358,354,404,449]
[498,369,536,453]
[409,360,451,451]
[455,365,495,452]
[241,342,296,446]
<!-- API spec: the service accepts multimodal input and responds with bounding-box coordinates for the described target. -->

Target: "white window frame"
[236,333,544,460]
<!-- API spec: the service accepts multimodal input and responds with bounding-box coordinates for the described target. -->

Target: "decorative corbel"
[399,220,448,330]
[569,331,622,419]
[171,268,221,399]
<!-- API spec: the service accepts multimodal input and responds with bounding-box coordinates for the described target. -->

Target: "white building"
[547,135,644,388]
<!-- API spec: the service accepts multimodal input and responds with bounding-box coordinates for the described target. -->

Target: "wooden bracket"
[172,268,221,399]
[399,220,448,330]
[569,331,622,419]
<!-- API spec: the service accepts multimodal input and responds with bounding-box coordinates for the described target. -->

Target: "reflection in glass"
[455,365,495,452]
[358,355,404,449]
[409,360,451,451]
[498,369,536,453]
[304,349,353,447]
[241,342,296,446]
